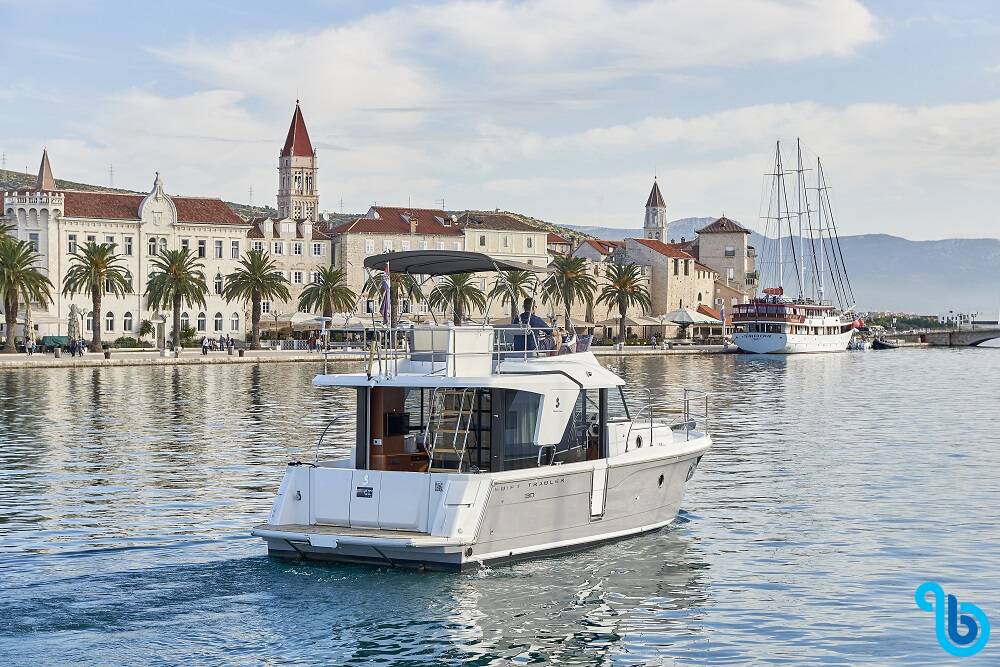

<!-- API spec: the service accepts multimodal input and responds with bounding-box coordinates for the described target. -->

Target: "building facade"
[3,154,252,341]
[623,238,717,314]
[2,102,335,342]
[691,216,757,306]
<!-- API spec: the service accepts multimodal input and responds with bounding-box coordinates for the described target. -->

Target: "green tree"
[222,249,290,350]
[61,242,132,349]
[362,271,422,326]
[596,263,652,343]
[144,248,209,350]
[428,273,487,325]
[0,237,53,353]
[489,270,537,322]
[138,319,155,341]
[297,266,356,319]
[543,255,597,328]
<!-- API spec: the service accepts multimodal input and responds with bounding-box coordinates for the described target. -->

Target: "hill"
[562,221,999,313]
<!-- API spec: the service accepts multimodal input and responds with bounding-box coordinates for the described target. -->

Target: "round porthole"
[635,435,643,449]
[658,474,665,487]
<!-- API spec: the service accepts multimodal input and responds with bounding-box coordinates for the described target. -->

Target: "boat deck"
[252,523,452,546]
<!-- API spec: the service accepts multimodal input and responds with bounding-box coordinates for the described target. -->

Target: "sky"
[3,0,1000,240]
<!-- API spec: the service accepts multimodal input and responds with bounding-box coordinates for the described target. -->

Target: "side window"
[502,391,541,471]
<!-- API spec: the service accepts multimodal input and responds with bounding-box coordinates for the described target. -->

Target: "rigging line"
[796,140,822,302]
[757,160,778,292]
[817,159,855,305]
[776,143,804,297]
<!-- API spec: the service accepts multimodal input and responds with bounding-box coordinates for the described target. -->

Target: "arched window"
[214,312,223,331]
[230,312,240,331]
[148,237,157,255]
[105,312,114,332]
[214,273,224,295]
[197,312,206,332]
[180,312,189,329]
[85,311,93,332]
[123,312,133,332]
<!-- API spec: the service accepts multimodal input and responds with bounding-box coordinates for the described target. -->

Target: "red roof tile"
[281,102,314,158]
[547,232,571,244]
[631,237,696,259]
[697,304,721,320]
[332,207,463,236]
[62,191,246,225]
[455,211,542,232]
[696,216,750,234]
[582,238,622,255]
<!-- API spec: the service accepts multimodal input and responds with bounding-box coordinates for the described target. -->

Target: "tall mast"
[775,141,783,291]
[796,139,806,300]
[816,156,825,303]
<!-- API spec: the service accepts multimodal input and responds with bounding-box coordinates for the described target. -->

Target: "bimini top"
[363,250,549,276]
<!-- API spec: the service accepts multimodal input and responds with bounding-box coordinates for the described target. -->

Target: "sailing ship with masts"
[732,140,862,354]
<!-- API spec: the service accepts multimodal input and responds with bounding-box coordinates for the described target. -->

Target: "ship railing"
[366,324,575,378]
[626,388,709,447]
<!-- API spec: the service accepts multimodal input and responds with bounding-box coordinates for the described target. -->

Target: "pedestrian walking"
[201,336,209,355]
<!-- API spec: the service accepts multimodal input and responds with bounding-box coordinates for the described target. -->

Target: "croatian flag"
[379,263,391,323]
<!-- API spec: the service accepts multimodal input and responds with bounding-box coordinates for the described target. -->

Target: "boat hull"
[254,439,709,570]
[733,330,853,354]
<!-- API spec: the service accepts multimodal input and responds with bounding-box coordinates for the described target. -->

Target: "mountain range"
[563,220,1000,315]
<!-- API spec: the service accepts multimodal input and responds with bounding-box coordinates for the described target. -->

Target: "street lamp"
[272,310,283,350]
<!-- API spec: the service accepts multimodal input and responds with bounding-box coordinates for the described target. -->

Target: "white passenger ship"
[253,251,712,570]
[733,140,861,354]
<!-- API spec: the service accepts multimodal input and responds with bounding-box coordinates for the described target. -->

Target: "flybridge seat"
[403,325,495,376]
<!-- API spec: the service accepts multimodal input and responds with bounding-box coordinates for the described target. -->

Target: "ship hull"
[733,330,853,354]
[253,437,709,571]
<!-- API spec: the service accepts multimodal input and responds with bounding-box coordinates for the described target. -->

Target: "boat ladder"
[425,387,475,472]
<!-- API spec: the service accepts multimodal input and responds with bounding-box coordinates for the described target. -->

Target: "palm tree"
[61,242,132,349]
[222,249,290,350]
[428,273,487,325]
[543,255,597,328]
[596,263,652,344]
[489,270,537,322]
[362,271,422,326]
[138,319,155,342]
[0,237,53,353]
[144,248,209,350]
[297,266,356,319]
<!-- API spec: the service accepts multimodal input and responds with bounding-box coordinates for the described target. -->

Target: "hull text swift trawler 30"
[253,251,712,570]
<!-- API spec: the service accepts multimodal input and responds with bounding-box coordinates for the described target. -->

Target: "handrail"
[315,415,346,462]
[625,388,710,447]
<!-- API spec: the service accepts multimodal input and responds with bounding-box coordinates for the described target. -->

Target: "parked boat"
[733,140,861,354]
[252,251,712,570]
[871,338,900,350]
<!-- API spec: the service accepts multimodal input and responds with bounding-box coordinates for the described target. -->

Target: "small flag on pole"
[379,263,391,323]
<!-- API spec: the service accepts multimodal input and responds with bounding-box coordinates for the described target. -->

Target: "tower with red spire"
[277,100,319,221]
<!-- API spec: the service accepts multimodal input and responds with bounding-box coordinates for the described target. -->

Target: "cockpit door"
[590,462,608,519]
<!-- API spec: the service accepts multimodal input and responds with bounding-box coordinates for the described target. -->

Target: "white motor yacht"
[253,251,712,570]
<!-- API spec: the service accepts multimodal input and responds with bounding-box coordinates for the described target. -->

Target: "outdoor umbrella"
[659,307,721,325]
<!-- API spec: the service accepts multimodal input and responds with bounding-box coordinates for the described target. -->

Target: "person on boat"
[512,297,552,352]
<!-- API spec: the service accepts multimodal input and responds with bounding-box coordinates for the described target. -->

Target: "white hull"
[254,433,710,570]
[733,330,853,354]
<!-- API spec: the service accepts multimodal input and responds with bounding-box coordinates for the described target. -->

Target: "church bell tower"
[277,100,319,221]
[643,178,667,241]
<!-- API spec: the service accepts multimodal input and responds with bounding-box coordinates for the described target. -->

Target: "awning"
[363,250,550,276]
[659,307,721,325]
[595,314,664,327]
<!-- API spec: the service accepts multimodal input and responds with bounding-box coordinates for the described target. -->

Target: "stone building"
[1,101,335,342]
[690,216,757,308]
[3,152,251,341]
[643,178,667,241]
[622,238,717,314]
[246,216,332,318]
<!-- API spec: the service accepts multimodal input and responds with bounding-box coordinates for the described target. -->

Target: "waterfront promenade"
[0,344,727,369]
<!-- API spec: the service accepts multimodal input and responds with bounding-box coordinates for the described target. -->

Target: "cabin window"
[557,390,598,464]
[501,391,541,471]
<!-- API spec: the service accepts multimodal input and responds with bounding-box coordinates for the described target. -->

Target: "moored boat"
[871,338,900,350]
[733,140,862,354]
[252,251,712,570]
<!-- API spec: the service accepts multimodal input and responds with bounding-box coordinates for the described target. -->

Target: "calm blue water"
[1,349,998,665]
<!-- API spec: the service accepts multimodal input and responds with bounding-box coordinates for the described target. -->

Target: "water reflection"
[1,350,999,664]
